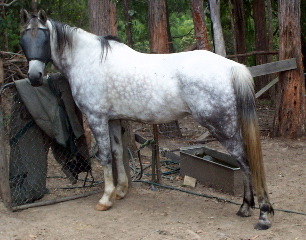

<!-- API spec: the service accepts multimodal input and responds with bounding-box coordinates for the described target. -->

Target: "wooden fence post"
[0,58,3,85]
[0,93,12,210]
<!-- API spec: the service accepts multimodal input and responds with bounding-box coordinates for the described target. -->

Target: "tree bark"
[190,0,211,50]
[123,0,133,47]
[230,0,246,63]
[0,58,3,85]
[266,0,274,53]
[228,0,237,61]
[148,0,170,53]
[208,0,226,56]
[32,0,38,14]
[266,0,277,102]
[253,0,270,96]
[88,0,117,36]
[273,0,305,138]
[1,6,8,51]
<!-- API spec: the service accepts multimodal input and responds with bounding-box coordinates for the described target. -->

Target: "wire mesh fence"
[0,83,104,210]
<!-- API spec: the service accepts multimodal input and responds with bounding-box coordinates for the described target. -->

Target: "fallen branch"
[0,51,27,83]
[0,0,18,7]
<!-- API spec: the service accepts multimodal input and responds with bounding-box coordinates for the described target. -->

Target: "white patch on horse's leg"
[109,121,128,200]
[96,163,116,211]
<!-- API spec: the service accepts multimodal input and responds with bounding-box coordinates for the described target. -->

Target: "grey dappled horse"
[20,9,274,230]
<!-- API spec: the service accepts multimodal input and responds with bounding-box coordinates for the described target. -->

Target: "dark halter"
[20,27,52,64]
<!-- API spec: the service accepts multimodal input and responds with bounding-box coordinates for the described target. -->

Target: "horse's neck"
[51,28,98,76]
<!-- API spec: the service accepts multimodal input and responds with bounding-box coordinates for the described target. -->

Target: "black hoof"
[255,220,271,230]
[236,209,252,217]
[236,203,252,217]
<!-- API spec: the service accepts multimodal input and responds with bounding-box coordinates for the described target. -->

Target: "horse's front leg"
[86,116,115,211]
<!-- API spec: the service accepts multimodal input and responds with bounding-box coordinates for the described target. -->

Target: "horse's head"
[20,9,51,87]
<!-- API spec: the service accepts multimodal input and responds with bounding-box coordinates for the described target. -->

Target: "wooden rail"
[247,58,297,98]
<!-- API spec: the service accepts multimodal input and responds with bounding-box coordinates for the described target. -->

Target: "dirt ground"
[1,139,305,240]
[1,105,306,240]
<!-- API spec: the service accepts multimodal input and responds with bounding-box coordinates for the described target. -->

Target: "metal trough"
[180,146,243,196]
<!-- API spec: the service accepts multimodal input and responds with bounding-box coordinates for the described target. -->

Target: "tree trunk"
[1,6,8,51]
[230,0,246,63]
[301,34,306,71]
[228,0,237,61]
[266,0,277,102]
[148,0,170,53]
[190,0,211,50]
[253,0,270,96]
[123,0,133,47]
[273,0,305,138]
[266,0,274,53]
[208,0,226,56]
[148,0,182,138]
[88,0,117,36]
[32,0,38,14]
[0,58,3,85]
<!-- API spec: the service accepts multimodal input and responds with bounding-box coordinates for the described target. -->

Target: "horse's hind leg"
[203,123,272,229]
[217,132,255,217]
[194,113,255,217]
[109,120,129,200]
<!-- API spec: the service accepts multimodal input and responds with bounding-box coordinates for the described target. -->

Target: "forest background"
[0,0,305,138]
[1,0,305,61]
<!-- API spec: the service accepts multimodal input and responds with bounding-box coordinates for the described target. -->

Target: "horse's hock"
[0,79,103,211]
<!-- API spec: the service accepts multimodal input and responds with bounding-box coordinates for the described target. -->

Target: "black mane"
[50,20,120,61]
[50,20,77,56]
[104,35,121,42]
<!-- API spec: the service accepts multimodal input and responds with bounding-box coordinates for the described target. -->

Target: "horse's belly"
[109,97,190,124]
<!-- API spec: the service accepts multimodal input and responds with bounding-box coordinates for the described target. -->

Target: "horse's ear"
[20,9,30,25]
[38,9,48,23]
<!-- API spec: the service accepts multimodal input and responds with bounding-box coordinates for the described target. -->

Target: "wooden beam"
[227,50,278,58]
[255,77,279,98]
[0,106,12,210]
[248,58,297,77]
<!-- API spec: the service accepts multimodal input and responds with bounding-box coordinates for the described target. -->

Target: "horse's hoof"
[236,204,252,217]
[254,219,272,230]
[115,194,125,200]
[236,209,252,217]
[95,203,111,211]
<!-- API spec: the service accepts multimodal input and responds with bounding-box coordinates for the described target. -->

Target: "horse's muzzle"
[28,71,43,87]
[27,60,45,87]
